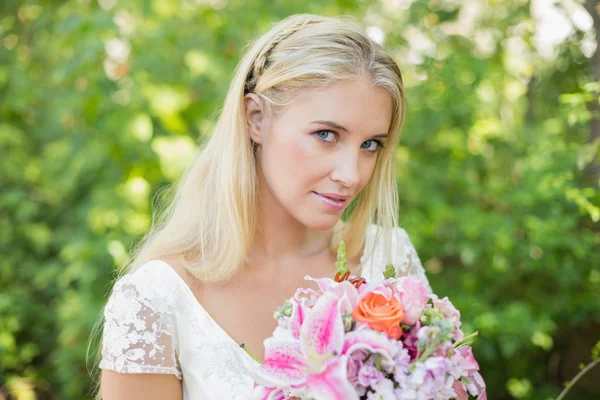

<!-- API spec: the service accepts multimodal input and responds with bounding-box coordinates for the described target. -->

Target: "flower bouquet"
[250,242,486,400]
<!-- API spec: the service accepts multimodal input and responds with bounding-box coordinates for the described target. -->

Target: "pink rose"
[357,281,394,299]
[394,277,430,325]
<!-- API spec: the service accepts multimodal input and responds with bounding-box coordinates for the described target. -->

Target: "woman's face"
[245,77,393,230]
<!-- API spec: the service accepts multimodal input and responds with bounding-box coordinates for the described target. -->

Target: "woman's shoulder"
[106,258,191,316]
[100,258,185,379]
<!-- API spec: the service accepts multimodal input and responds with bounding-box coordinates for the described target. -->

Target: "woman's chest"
[175,286,305,399]
[199,281,300,360]
[189,252,362,362]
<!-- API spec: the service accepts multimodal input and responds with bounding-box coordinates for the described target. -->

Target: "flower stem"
[453,331,480,348]
[240,343,262,364]
[556,358,600,400]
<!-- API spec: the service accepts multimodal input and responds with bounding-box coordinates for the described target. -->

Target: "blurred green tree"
[0,0,598,399]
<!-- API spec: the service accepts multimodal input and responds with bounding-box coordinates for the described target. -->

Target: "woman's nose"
[330,150,361,188]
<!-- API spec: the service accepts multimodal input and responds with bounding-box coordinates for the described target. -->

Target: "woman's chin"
[300,214,341,231]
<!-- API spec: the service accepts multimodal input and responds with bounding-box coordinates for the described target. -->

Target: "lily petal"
[253,338,306,387]
[289,301,306,340]
[252,385,289,400]
[305,357,359,400]
[335,281,360,314]
[304,276,360,313]
[300,292,344,368]
[304,275,337,293]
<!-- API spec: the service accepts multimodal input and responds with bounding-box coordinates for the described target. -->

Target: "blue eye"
[315,130,385,153]
[315,130,336,143]
[362,140,384,153]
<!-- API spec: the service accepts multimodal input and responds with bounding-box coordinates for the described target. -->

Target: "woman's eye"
[315,130,336,143]
[362,140,383,153]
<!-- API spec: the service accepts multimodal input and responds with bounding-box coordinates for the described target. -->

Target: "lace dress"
[99,225,431,399]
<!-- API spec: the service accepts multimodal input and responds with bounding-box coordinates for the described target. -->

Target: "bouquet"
[250,242,487,400]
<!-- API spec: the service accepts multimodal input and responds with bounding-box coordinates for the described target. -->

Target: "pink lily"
[252,385,289,400]
[252,293,356,399]
[304,275,338,293]
[289,300,307,340]
[253,292,399,399]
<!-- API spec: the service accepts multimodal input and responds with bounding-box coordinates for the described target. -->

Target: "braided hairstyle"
[245,16,322,95]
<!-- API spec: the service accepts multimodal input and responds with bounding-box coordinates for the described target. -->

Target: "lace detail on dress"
[394,228,432,292]
[360,225,431,292]
[195,342,254,399]
[99,261,182,379]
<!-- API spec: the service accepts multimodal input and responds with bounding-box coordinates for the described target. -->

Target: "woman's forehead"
[276,79,393,135]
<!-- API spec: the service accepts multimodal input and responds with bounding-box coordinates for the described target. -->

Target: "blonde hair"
[122,13,406,283]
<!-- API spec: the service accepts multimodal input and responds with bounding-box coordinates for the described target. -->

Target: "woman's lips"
[312,192,347,212]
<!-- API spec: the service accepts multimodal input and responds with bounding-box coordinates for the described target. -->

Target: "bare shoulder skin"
[101,370,182,400]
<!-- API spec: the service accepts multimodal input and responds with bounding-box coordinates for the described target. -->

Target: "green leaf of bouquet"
[383,263,396,279]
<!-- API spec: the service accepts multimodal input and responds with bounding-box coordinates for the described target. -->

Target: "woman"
[98,13,430,399]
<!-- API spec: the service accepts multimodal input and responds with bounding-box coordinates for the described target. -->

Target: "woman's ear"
[244,93,265,145]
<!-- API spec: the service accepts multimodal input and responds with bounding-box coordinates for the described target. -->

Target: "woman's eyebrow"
[311,120,349,132]
[310,120,388,138]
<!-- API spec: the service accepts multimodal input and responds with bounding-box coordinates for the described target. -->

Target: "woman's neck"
[250,215,333,263]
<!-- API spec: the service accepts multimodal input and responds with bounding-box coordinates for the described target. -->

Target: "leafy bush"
[1,0,598,398]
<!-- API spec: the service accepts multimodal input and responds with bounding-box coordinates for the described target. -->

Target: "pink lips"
[313,192,348,212]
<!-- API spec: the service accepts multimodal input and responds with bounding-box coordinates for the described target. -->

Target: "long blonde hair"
[122,14,407,283]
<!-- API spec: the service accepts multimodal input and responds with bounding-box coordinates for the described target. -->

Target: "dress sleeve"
[99,268,182,379]
[393,227,432,293]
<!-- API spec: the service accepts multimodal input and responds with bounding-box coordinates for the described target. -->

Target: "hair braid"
[245,18,320,94]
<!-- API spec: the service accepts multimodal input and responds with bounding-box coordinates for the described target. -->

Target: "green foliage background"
[0,0,599,399]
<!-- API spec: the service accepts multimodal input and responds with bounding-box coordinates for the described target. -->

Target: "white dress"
[99,225,431,399]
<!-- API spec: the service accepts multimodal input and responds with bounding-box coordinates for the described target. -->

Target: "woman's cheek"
[359,158,377,187]
[287,136,325,176]
[287,139,309,165]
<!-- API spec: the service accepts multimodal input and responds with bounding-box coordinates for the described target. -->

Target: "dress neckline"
[148,228,376,366]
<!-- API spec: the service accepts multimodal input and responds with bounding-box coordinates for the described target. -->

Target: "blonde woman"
[98,13,430,400]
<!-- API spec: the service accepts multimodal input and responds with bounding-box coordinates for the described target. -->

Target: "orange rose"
[352,292,405,340]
